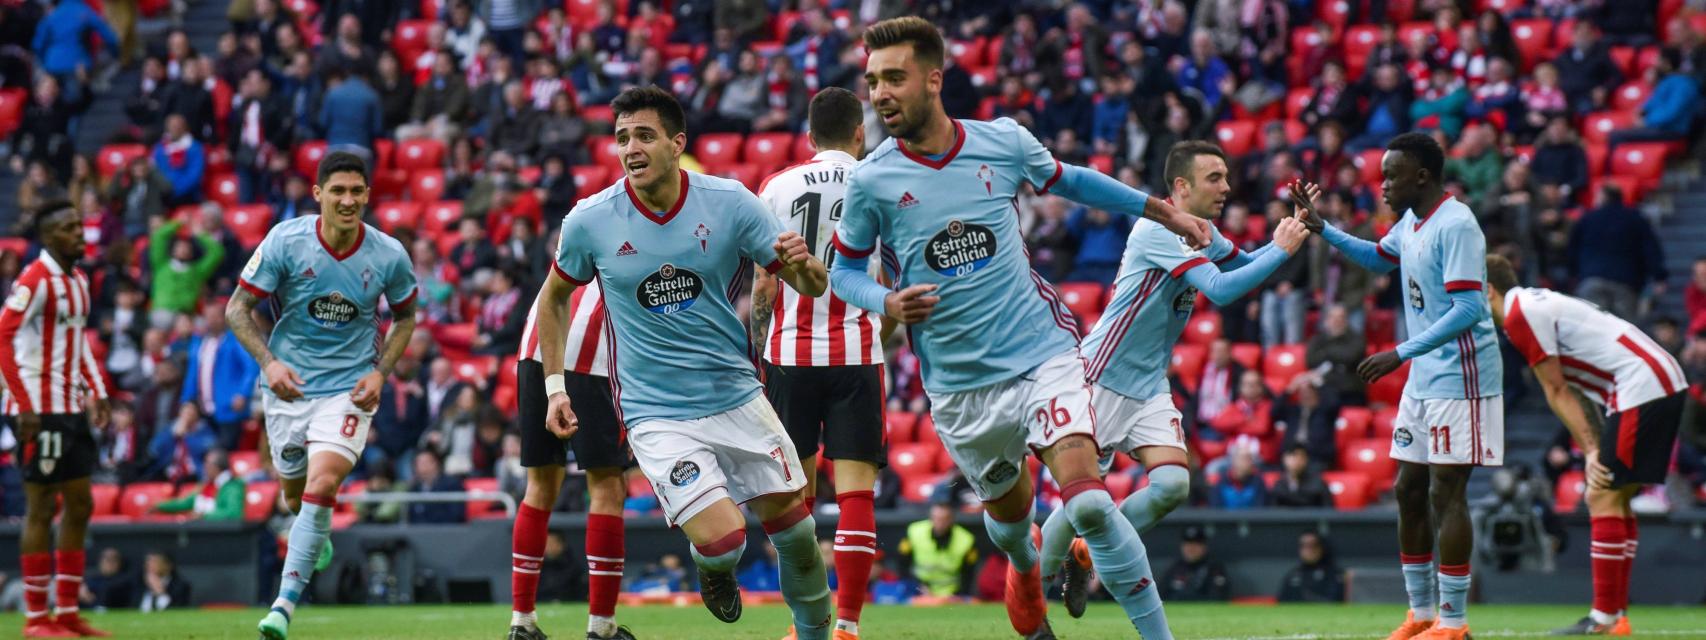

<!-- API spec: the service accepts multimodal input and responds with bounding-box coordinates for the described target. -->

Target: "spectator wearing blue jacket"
[145,403,219,482]
[1064,206,1133,286]
[151,114,205,207]
[1567,185,1668,320]
[178,303,259,452]
[1091,74,1133,154]
[1608,49,1702,150]
[1210,447,1269,510]
[32,0,118,103]
[317,65,383,164]
[407,451,467,524]
[1176,31,1232,110]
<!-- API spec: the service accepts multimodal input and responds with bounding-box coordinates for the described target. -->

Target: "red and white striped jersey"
[757,150,897,367]
[0,254,108,415]
[517,278,609,376]
[1501,286,1687,413]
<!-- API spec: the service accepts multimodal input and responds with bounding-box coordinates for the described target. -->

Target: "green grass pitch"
[29,603,1706,639]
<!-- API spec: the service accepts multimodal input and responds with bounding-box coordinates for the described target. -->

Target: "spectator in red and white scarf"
[753,54,806,132]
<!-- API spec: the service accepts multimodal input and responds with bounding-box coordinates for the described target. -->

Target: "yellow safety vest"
[906,520,974,597]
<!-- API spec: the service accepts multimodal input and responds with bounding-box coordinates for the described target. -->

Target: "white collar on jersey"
[811,149,857,164]
[38,251,68,276]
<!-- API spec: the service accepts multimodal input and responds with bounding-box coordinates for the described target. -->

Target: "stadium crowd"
[1,0,1705,602]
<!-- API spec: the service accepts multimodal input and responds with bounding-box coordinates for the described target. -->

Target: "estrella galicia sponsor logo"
[308,292,359,328]
[1393,427,1414,448]
[281,446,306,463]
[983,460,1018,486]
[636,263,703,314]
[669,460,701,487]
[924,219,997,277]
[1172,287,1198,318]
[1408,278,1425,312]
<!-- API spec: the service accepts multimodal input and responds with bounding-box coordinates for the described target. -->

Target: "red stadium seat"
[1087,154,1114,175]
[1479,0,1526,13]
[718,164,766,192]
[1609,142,1667,185]
[1555,470,1586,513]
[1591,175,1645,206]
[1367,360,1410,407]
[1611,81,1652,113]
[205,172,240,207]
[950,37,987,69]
[571,165,610,200]
[1371,406,1399,442]
[968,66,997,89]
[1356,149,1385,184]
[1181,310,1223,346]
[1171,344,1207,392]
[890,443,941,478]
[1510,19,1552,71]
[375,202,422,235]
[744,133,793,168]
[1581,112,1632,145]
[1285,88,1314,120]
[245,481,279,521]
[230,450,261,477]
[1340,438,1397,493]
[98,144,148,179]
[205,146,232,175]
[1335,406,1374,453]
[422,201,463,238]
[886,411,918,444]
[1214,120,1259,157]
[392,19,433,56]
[90,483,120,517]
[1343,26,1381,77]
[225,204,272,249]
[1055,282,1106,322]
[0,87,26,137]
[294,140,328,178]
[1584,142,1608,177]
[1316,0,1351,32]
[408,169,447,202]
[395,138,446,171]
[371,138,393,172]
[1230,343,1262,371]
[1262,344,1308,393]
[915,414,942,451]
[464,477,507,520]
[1323,471,1371,510]
[792,134,818,162]
[694,133,744,170]
[1608,46,1638,78]
[900,472,948,503]
[1398,22,1435,49]
[1366,309,1397,344]
[120,483,177,520]
[1105,472,1136,502]
[588,135,621,169]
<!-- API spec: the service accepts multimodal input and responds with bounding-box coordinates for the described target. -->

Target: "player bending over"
[1039,141,1312,617]
[1484,255,1685,636]
[753,86,899,640]
[533,86,837,639]
[1293,132,1502,640]
[2,202,113,639]
[508,279,635,640]
[231,152,419,640]
[831,16,1213,640]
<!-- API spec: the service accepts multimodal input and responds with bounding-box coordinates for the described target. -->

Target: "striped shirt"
[0,254,108,415]
[1501,286,1686,413]
[517,278,609,376]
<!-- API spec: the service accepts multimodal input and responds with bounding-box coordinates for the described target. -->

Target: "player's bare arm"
[351,298,417,412]
[773,231,828,297]
[750,268,777,347]
[1531,355,1611,488]
[535,269,581,439]
[227,287,305,401]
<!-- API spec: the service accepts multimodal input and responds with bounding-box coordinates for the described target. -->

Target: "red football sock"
[586,513,625,619]
[21,551,52,622]
[510,503,549,615]
[833,490,877,623]
[54,549,84,614]
[1621,516,1638,613]
[1589,516,1626,616]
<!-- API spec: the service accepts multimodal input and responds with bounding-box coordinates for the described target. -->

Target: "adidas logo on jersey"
[616,242,638,256]
[898,192,920,209]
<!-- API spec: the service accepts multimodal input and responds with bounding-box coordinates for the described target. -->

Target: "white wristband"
[544,373,567,397]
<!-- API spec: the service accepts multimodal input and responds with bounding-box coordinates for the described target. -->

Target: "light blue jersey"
[834,118,1081,394]
[1082,221,1237,399]
[555,170,786,426]
[238,216,417,399]
[1377,197,1503,399]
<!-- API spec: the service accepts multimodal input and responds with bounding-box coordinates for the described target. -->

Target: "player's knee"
[60,493,93,521]
[1062,481,1115,533]
[1583,485,1621,514]
[1394,468,1430,505]
[304,476,341,501]
[1150,468,1190,512]
[1427,475,1467,512]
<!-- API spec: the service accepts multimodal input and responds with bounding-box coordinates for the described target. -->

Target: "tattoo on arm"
[750,272,775,347]
[377,300,417,377]
[226,289,275,368]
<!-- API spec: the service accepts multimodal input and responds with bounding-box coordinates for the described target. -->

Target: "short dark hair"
[610,85,686,137]
[1485,254,1520,293]
[32,199,77,239]
[807,87,862,148]
[316,151,369,185]
[863,16,946,69]
[1162,140,1227,191]
[1386,132,1444,182]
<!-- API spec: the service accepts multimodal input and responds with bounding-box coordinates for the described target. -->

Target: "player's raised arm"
[1179,217,1312,305]
[1291,181,1401,275]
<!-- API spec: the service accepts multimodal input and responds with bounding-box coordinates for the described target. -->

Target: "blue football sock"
[272,495,334,617]
[1401,555,1437,621]
[768,514,832,640]
[1038,506,1076,582]
[1064,482,1172,640]
[1438,567,1471,628]
[1119,465,1190,534]
[983,504,1037,574]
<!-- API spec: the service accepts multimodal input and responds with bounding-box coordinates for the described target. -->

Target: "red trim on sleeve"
[1444,280,1483,292]
[831,232,874,259]
[552,262,591,286]
[1376,244,1401,264]
[237,278,271,299]
[1213,246,1242,265]
[1503,295,1550,366]
[1169,256,1211,279]
[763,260,785,275]
[1036,159,1064,194]
[392,288,419,310]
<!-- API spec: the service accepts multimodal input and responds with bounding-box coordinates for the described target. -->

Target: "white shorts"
[1091,387,1185,475]
[927,350,1096,501]
[1391,393,1504,466]
[263,394,374,479]
[627,395,807,526]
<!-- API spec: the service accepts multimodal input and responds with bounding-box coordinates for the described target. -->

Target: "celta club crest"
[361,267,374,292]
[693,223,711,253]
[976,164,995,195]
